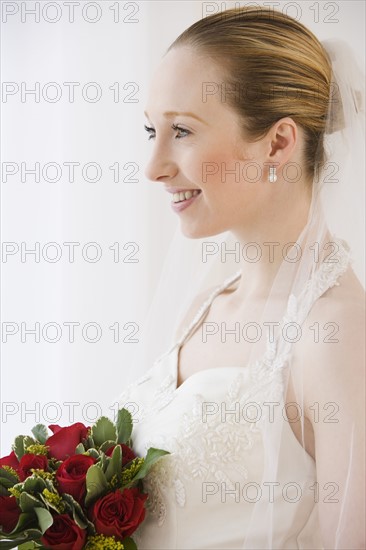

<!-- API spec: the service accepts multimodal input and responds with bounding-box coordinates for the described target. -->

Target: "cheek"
[181,144,265,218]
[186,144,249,189]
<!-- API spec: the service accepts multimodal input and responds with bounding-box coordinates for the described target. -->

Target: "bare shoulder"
[291,264,365,403]
[301,263,365,339]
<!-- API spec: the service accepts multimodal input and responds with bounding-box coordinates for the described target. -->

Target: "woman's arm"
[294,296,365,549]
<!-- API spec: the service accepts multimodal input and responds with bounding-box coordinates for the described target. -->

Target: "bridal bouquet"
[0,409,169,549]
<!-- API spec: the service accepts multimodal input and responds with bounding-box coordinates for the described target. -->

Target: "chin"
[180,222,226,240]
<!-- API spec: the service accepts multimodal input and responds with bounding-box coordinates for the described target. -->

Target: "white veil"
[114,12,365,549]
[237,36,366,548]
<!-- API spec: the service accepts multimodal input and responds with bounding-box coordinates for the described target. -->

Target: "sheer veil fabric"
[114,28,365,549]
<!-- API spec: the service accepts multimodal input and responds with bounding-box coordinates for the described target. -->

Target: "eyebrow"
[144,110,208,125]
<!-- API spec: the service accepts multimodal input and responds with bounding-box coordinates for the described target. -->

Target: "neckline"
[173,339,317,464]
[169,330,316,465]
[173,342,247,391]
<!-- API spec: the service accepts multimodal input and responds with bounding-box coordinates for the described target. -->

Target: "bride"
[117,6,365,549]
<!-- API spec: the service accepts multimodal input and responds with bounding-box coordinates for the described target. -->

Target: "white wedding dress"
[117,237,351,550]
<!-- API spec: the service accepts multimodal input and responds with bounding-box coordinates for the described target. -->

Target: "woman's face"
[144,46,278,239]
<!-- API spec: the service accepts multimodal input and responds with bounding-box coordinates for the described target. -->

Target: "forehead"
[144,46,226,119]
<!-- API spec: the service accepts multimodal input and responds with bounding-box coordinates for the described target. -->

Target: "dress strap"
[175,269,242,348]
[151,269,242,368]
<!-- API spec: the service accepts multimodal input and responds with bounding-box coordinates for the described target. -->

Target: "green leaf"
[0,541,19,550]
[0,538,43,550]
[43,478,57,493]
[31,425,48,445]
[12,436,37,461]
[0,478,16,491]
[62,494,95,533]
[4,511,38,536]
[105,444,122,483]
[75,443,85,454]
[34,507,53,534]
[85,464,108,507]
[23,436,36,451]
[116,409,132,444]
[19,492,45,514]
[0,486,9,496]
[0,479,14,490]
[0,538,35,550]
[22,476,47,495]
[99,440,116,453]
[91,417,117,447]
[85,448,100,460]
[127,447,170,483]
[98,452,109,473]
[12,435,26,461]
[38,492,62,515]
[0,468,19,486]
[48,459,62,472]
[86,435,95,449]
[121,537,138,550]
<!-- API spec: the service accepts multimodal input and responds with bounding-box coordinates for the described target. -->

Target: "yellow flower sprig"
[42,488,65,513]
[26,444,49,456]
[30,468,55,481]
[8,487,21,498]
[121,457,144,485]
[85,534,125,549]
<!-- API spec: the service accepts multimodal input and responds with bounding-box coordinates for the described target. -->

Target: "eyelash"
[143,123,191,140]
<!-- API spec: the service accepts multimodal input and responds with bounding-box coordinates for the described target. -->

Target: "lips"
[172,189,201,203]
[170,189,202,212]
[165,187,201,194]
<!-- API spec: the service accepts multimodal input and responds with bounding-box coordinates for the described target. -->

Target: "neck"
[229,183,313,303]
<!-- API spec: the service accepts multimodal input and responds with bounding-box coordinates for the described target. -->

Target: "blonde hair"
[167,6,334,182]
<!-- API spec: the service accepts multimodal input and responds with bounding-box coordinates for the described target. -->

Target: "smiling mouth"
[172,189,202,203]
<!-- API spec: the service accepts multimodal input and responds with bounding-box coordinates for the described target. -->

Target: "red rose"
[18,453,48,481]
[89,487,148,539]
[55,454,96,504]
[45,422,89,461]
[0,496,21,533]
[105,444,137,466]
[40,514,86,550]
[0,451,19,470]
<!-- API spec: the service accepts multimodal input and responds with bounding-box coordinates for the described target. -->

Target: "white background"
[1,1,365,453]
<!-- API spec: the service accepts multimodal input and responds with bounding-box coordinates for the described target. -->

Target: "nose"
[144,143,177,183]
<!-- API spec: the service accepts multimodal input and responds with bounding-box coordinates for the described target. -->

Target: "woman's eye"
[171,124,191,139]
[143,124,191,140]
[144,125,155,140]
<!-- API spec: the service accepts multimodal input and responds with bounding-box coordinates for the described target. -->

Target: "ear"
[266,117,298,169]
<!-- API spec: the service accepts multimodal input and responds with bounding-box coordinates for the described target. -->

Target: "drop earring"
[269,166,277,183]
